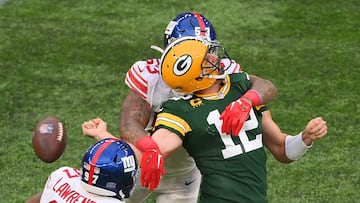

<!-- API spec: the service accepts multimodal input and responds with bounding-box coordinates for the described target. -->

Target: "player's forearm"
[120,121,149,144]
[264,134,290,163]
[152,128,182,159]
[262,111,293,163]
[120,90,151,144]
[249,75,277,104]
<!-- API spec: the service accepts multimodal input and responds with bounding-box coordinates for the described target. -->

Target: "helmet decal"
[164,12,218,47]
[192,12,206,37]
[87,139,114,185]
[174,55,192,76]
[80,138,138,200]
[121,155,136,173]
[161,37,223,93]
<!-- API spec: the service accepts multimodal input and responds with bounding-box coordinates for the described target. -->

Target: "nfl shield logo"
[39,124,54,134]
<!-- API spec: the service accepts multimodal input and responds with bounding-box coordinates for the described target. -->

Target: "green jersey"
[154,73,268,203]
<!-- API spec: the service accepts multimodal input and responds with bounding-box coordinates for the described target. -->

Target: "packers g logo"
[173,55,192,76]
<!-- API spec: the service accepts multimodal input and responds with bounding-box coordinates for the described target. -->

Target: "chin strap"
[150,45,164,54]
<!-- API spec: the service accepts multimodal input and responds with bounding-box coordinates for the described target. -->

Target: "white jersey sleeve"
[125,59,178,113]
[40,166,123,203]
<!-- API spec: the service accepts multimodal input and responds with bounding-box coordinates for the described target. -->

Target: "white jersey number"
[83,171,99,184]
[207,109,263,159]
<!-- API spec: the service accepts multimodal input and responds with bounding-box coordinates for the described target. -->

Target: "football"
[32,116,67,163]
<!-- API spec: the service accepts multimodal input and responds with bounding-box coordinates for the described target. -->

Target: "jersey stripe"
[125,66,147,99]
[193,12,206,36]
[155,112,192,136]
[88,139,115,185]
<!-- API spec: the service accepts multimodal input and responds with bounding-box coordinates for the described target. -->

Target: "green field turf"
[1,0,359,202]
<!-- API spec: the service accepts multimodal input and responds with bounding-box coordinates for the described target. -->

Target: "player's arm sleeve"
[153,101,192,141]
[125,61,149,100]
[145,100,186,159]
[154,112,192,139]
[231,71,253,92]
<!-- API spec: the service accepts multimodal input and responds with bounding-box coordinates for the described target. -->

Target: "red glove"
[140,148,165,191]
[220,98,252,136]
[136,136,166,191]
[220,90,261,136]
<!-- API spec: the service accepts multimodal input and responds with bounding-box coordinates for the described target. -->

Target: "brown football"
[32,116,67,163]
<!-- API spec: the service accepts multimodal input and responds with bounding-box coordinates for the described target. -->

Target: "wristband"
[135,136,159,152]
[285,132,312,161]
[241,89,262,106]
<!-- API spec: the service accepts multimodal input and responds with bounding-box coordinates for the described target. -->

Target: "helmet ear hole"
[113,154,118,162]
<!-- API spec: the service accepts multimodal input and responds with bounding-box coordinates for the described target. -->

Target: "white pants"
[125,166,201,203]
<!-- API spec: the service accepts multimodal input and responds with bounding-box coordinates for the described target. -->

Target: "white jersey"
[125,58,241,175]
[40,166,123,203]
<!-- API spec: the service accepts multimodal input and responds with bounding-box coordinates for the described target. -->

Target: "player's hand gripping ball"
[32,116,67,163]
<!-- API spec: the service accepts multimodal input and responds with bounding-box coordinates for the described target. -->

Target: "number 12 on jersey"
[207,109,263,159]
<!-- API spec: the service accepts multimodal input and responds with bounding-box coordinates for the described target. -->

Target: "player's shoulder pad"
[163,95,194,112]
[228,72,252,92]
[128,59,161,75]
[125,59,161,99]
[228,72,250,82]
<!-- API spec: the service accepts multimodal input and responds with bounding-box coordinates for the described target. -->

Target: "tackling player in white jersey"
[26,137,139,203]
[120,12,277,203]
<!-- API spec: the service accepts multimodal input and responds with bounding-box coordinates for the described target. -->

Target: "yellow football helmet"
[160,36,225,94]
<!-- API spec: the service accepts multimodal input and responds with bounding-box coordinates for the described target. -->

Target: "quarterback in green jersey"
[82,36,327,202]
[154,37,269,202]
[146,37,327,202]
[155,73,268,202]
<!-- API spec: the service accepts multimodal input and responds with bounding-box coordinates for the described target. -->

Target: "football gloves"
[220,98,252,136]
[136,136,166,191]
[220,90,262,136]
[140,148,165,191]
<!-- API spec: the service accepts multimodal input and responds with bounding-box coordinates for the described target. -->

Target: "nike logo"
[185,179,196,186]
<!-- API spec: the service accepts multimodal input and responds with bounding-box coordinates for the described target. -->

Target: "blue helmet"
[80,138,138,200]
[164,12,219,47]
